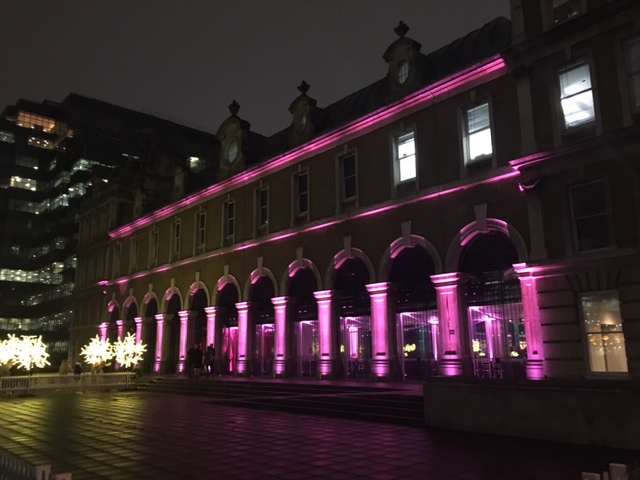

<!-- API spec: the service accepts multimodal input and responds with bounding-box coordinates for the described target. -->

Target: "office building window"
[559,61,595,128]
[339,153,357,203]
[465,103,493,164]
[581,292,628,374]
[148,227,159,267]
[0,131,15,143]
[294,170,309,223]
[395,132,416,183]
[624,37,640,108]
[570,180,611,252]
[551,0,581,25]
[195,210,206,250]
[172,220,181,259]
[223,199,235,245]
[255,186,269,235]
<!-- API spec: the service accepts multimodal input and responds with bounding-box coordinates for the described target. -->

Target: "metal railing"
[0,448,71,480]
[0,372,135,396]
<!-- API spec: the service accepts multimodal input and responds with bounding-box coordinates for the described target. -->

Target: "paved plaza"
[0,389,636,480]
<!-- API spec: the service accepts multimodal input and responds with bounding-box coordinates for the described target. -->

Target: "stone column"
[99,322,108,342]
[514,264,545,380]
[365,283,399,381]
[154,314,170,373]
[204,306,220,353]
[431,273,469,377]
[236,302,251,376]
[178,310,195,374]
[272,296,291,377]
[134,317,144,344]
[116,320,125,341]
[314,290,340,379]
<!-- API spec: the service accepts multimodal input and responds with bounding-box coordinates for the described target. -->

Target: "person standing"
[204,344,216,378]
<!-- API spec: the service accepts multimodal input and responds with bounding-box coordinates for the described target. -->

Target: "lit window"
[10,176,37,191]
[624,37,640,108]
[223,200,235,245]
[559,61,595,128]
[396,132,416,183]
[465,103,493,164]
[196,211,206,249]
[255,187,269,235]
[340,153,357,203]
[189,156,205,172]
[552,0,580,25]
[293,170,309,223]
[581,292,628,373]
[398,61,410,84]
[0,130,15,143]
[570,180,611,251]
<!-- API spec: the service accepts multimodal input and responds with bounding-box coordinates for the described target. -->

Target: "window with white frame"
[339,152,357,204]
[624,37,640,108]
[551,0,581,25]
[172,220,181,259]
[581,292,628,373]
[255,186,269,235]
[465,103,493,164]
[570,180,611,251]
[195,210,206,250]
[395,132,416,183]
[293,170,309,222]
[223,199,235,245]
[559,61,595,128]
[149,227,159,267]
[129,236,138,273]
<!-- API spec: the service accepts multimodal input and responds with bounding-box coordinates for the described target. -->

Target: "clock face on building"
[398,60,410,85]
[226,139,239,163]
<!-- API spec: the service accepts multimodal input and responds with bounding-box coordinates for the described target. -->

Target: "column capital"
[204,306,218,315]
[154,313,169,322]
[430,272,469,287]
[235,301,251,312]
[365,282,393,296]
[134,316,143,324]
[178,310,190,320]
[272,296,289,308]
[116,319,124,326]
[314,290,334,302]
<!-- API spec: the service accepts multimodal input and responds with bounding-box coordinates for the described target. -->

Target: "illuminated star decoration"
[80,335,113,366]
[0,334,20,366]
[112,333,147,368]
[10,335,51,370]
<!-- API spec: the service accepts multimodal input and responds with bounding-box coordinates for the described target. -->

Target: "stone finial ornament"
[394,21,409,38]
[228,100,240,116]
[297,81,310,95]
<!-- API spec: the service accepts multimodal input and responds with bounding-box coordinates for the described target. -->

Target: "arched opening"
[334,258,371,378]
[144,299,158,373]
[166,294,182,374]
[460,231,525,379]
[191,289,208,348]
[125,302,137,336]
[249,276,275,376]
[389,246,438,380]
[217,284,238,374]
[108,307,119,344]
[288,268,318,377]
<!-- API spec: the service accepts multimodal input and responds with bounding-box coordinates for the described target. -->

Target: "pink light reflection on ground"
[110,57,506,240]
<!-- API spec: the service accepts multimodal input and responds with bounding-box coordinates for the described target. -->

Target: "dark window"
[571,181,611,251]
[295,172,309,217]
[341,154,357,201]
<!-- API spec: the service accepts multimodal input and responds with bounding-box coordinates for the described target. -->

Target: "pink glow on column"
[134,317,143,344]
[116,320,124,341]
[431,273,466,377]
[154,314,165,373]
[429,317,439,361]
[484,317,495,360]
[110,57,507,240]
[366,283,392,379]
[177,311,189,373]
[235,302,250,375]
[314,290,334,377]
[99,322,108,342]
[514,264,545,380]
[272,297,289,376]
[204,306,217,349]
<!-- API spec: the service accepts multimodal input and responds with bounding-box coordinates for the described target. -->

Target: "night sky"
[0,1,511,136]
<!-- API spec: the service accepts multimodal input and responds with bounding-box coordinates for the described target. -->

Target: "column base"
[317,358,345,379]
[526,359,544,380]
[236,358,252,376]
[370,358,402,381]
[438,358,464,377]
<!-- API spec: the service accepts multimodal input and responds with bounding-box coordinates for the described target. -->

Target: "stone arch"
[324,247,376,290]
[160,285,183,313]
[141,291,159,317]
[280,258,322,295]
[212,274,242,306]
[378,235,443,281]
[107,299,120,316]
[243,266,279,301]
[187,280,211,309]
[445,219,528,273]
